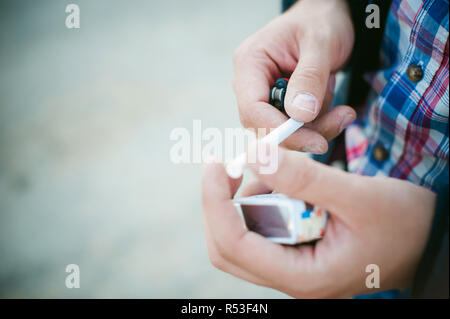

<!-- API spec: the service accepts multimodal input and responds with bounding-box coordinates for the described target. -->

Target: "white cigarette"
[226,118,304,178]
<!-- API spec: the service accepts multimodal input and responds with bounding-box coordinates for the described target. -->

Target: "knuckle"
[232,47,242,65]
[208,250,225,270]
[238,111,252,129]
[309,28,333,45]
[214,238,228,256]
[233,36,264,66]
[215,237,239,262]
[238,102,263,130]
[232,42,250,66]
[302,23,333,47]
[295,65,325,88]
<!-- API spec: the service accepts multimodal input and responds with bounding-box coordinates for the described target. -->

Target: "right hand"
[202,146,436,298]
[232,0,356,154]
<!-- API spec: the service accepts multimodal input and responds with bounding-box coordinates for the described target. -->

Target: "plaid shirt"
[346,0,449,192]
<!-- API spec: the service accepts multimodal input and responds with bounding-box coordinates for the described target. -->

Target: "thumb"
[247,143,367,218]
[284,38,331,123]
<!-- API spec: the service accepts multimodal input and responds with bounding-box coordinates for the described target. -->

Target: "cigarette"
[225,118,304,178]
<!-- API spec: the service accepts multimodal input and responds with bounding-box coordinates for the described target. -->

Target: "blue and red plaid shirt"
[345,0,449,192]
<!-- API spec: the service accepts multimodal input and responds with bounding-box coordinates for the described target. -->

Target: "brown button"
[373,144,389,162]
[407,64,423,82]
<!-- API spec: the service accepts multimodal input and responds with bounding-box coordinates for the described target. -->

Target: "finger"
[202,213,269,286]
[239,179,272,197]
[202,162,316,290]
[247,145,364,220]
[305,105,356,141]
[232,40,329,154]
[206,156,243,197]
[238,101,329,153]
[232,19,299,110]
[284,37,331,123]
[315,75,335,119]
[232,45,279,113]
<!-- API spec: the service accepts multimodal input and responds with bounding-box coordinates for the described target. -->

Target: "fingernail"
[291,93,318,114]
[303,144,325,154]
[339,115,355,133]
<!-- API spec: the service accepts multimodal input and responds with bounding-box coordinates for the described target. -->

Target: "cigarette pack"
[233,193,327,245]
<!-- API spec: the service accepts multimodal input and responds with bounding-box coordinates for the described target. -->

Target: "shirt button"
[407,64,423,82]
[373,144,389,162]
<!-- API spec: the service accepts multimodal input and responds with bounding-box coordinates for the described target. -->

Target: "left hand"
[232,0,356,154]
[201,146,436,298]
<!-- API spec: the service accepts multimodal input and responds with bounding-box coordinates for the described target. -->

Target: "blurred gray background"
[0,0,287,298]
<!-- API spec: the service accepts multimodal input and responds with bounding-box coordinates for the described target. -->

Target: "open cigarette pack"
[233,193,327,245]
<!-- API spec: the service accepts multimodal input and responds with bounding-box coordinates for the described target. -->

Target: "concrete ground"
[0,0,288,298]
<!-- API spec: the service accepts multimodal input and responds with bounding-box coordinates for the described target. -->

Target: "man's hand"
[233,0,356,154]
[201,147,436,298]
